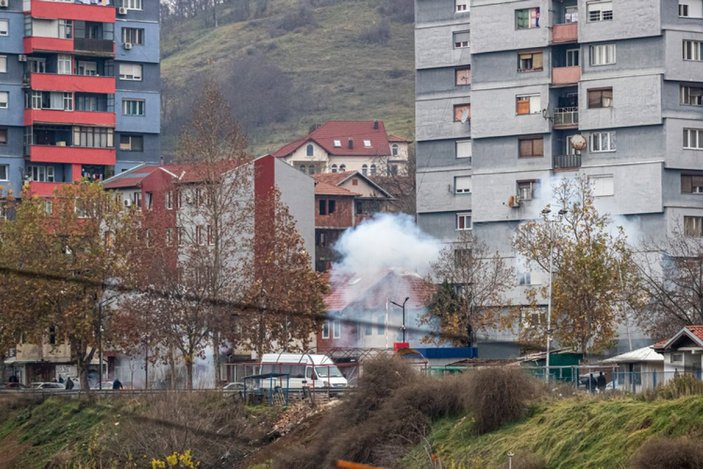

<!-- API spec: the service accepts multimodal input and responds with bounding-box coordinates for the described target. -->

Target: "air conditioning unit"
[118,6,127,15]
[123,42,133,50]
[0,0,9,9]
[18,54,27,62]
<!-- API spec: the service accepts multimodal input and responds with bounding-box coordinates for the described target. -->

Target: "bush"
[656,374,703,400]
[630,437,703,469]
[502,451,547,469]
[464,368,541,435]
[270,3,316,36]
[358,18,391,44]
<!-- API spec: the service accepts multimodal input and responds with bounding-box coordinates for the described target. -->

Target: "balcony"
[553,153,581,170]
[553,107,578,128]
[552,66,581,86]
[30,73,115,94]
[27,0,116,23]
[74,38,114,56]
[28,145,116,166]
[27,181,65,197]
[25,109,116,127]
[552,22,578,43]
[24,37,73,54]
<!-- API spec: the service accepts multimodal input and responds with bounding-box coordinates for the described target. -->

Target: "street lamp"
[390,297,410,343]
[542,207,566,384]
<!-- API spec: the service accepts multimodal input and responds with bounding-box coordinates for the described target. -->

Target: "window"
[518,136,544,157]
[517,180,537,201]
[119,63,142,80]
[516,95,541,115]
[377,315,385,335]
[589,175,614,197]
[119,134,144,151]
[122,99,145,116]
[456,140,472,159]
[330,164,338,173]
[590,44,616,65]
[0,128,6,144]
[453,31,470,48]
[684,216,703,237]
[145,192,153,210]
[682,174,703,194]
[332,319,341,339]
[207,225,214,245]
[515,7,540,29]
[566,49,580,66]
[363,139,371,148]
[0,164,7,180]
[132,191,141,208]
[0,19,7,36]
[456,66,471,85]
[671,352,684,363]
[516,259,533,286]
[679,1,703,17]
[28,165,55,182]
[521,307,546,328]
[587,1,613,22]
[391,143,399,156]
[195,225,204,245]
[0,56,6,74]
[319,199,336,215]
[306,143,314,156]
[58,19,73,38]
[454,104,471,122]
[455,176,471,194]
[165,228,174,247]
[362,164,368,175]
[77,61,97,76]
[456,212,472,230]
[588,88,613,108]
[72,126,114,148]
[518,51,543,72]
[684,128,703,149]
[339,164,346,171]
[123,0,143,9]
[29,58,46,74]
[370,164,377,175]
[681,85,703,106]
[321,320,330,339]
[0,91,8,109]
[121,27,145,45]
[683,40,703,61]
[589,131,616,152]
[63,92,73,111]
[333,139,341,147]
[456,0,469,12]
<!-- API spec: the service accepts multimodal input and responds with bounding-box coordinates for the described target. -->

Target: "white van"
[259,353,348,390]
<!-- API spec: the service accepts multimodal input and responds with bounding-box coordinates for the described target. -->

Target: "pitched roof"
[103,160,249,190]
[653,325,703,351]
[271,120,398,158]
[325,270,436,313]
[388,134,410,143]
[315,181,358,197]
[103,163,163,189]
[313,171,393,199]
[602,346,664,364]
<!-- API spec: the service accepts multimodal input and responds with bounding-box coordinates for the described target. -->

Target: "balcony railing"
[551,21,578,43]
[74,38,114,55]
[552,66,581,85]
[553,107,578,127]
[553,153,581,170]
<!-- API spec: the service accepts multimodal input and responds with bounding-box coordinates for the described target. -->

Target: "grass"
[160,1,415,155]
[406,395,703,469]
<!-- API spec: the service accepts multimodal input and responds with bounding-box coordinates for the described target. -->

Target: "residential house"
[270,120,411,176]
[313,171,394,272]
[653,325,703,383]
[601,346,664,393]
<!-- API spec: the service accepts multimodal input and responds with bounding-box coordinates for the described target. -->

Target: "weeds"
[630,436,703,469]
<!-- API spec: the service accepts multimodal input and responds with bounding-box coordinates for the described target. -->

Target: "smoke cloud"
[331,213,442,280]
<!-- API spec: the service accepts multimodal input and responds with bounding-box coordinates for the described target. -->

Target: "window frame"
[590,44,616,66]
[684,216,703,237]
[455,0,469,12]
[455,176,472,194]
[589,131,616,152]
[517,51,544,72]
[456,140,472,159]
[515,94,541,115]
[587,87,613,109]
[0,163,8,181]
[516,180,538,201]
[587,1,613,22]
[515,7,540,30]
[0,91,9,109]
[681,174,703,194]
[0,19,8,37]
[453,103,471,123]
[455,66,471,86]
[118,63,142,81]
[681,85,703,106]
[589,174,615,197]
[456,212,472,230]
[518,136,544,157]
[122,98,145,116]
[453,30,470,49]
[683,40,703,61]
[0,127,7,145]
[684,128,703,150]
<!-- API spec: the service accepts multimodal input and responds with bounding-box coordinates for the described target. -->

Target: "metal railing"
[553,107,578,127]
[553,153,581,169]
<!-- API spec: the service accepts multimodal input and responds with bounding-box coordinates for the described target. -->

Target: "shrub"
[630,436,703,469]
[358,18,391,44]
[656,374,703,400]
[464,367,541,435]
[270,3,316,36]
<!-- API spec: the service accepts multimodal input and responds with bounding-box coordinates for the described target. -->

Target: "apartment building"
[0,0,160,198]
[415,0,703,355]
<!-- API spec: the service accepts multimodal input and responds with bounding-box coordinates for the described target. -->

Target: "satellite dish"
[460,109,470,124]
[570,134,587,151]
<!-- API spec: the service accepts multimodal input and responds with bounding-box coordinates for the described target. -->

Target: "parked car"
[30,382,67,391]
[222,382,246,398]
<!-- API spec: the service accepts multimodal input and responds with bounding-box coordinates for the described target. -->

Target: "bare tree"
[420,231,514,347]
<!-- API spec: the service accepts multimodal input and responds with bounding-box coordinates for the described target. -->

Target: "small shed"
[602,346,664,392]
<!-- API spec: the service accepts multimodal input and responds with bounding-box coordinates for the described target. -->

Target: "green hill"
[160,0,415,156]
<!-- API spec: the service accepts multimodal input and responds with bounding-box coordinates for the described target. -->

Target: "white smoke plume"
[331,213,442,280]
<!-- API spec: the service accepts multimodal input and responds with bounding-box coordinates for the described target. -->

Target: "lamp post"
[390,297,410,343]
[542,207,567,384]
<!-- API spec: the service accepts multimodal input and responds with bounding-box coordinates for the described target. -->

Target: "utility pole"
[98,301,103,390]
[543,207,566,384]
[390,297,410,343]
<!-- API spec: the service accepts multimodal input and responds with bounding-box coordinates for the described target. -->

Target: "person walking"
[65,377,74,390]
[597,371,607,393]
[112,378,123,391]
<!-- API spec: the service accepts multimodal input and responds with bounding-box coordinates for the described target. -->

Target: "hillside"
[160,0,416,156]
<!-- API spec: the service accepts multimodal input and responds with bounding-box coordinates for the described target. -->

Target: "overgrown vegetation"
[630,436,703,469]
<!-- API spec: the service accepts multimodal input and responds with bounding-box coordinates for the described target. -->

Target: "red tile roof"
[271,121,396,158]
[653,325,703,351]
[313,171,394,199]
[103,160,249,189]
[315,181,357,197]
[388,134,410,143]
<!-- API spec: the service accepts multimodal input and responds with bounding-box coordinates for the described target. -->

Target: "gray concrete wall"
[663,30,703,82]
[416,166,472,213]
[416,97,472,141]
[471,0,550,55]
[416,23,471,70]
[471,85,551,138]
[663,118,703,169]
[416,139,471,169]
[416,0,462,24]
[472,48,550,87]
[577,0,661,43]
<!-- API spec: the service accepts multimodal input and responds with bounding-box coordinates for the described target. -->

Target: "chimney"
[348,138,354,149]
[159,155,164,166]
[373,120,379,129]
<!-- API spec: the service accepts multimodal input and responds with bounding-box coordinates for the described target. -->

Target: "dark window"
[518,137,544,157]
[518,51,543,71]
[0,128,7,144]
[587,88,613,108]
[682,174,703,194]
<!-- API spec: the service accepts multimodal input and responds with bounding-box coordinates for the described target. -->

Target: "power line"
[0,265,469,343]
